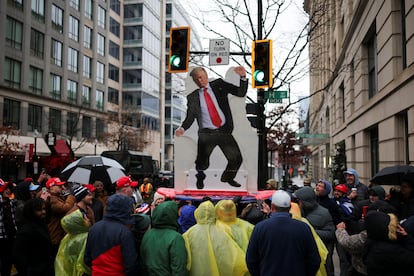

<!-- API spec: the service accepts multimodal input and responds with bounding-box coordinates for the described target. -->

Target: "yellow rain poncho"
[290,202,328,276]
[215,200,254,253]
[55,209,91,276]
[183,201,249,276]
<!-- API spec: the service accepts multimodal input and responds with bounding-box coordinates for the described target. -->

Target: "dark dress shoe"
[227,180,241,187]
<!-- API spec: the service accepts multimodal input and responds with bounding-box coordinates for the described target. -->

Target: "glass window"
[31,0,45,22]
[108,87,119,104]
[124,25,142,42]
[96,118,105,138]
[110,17,120,37]
[123,47,142,64]
[51,4,64,33]
[98,6,106,29]
[29,66,43,95]
[9,0,23,10]
[68,16,79,41]
[124,3,142,19]
[82,116,91,138]
[67,112,77,137]
[51,39,63,66]
[30,28,44,58]
[6,16,23,50]
[109,64,119,82]
[96,90,104,111]
[67,79,78,104]
[84,25,92,49]
[28,104,42,132]
[3,99,20,128]
[85,0,93,19]
[50,73,61,99]
[110,0,120,15]
[67,47,78,73]
[97,34,105,56]
[49,109,61,133]
[4,57,21,89]
[109,40,119,59]
[97,62,105,84]
[83,55,91,78]
[82,86,91,107]
[70,0,80,10]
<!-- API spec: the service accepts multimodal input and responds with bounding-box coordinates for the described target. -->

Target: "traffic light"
[252,39,273,88]
[168,26,190,73]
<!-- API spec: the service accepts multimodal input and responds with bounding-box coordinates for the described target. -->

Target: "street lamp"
[33,129,39,175]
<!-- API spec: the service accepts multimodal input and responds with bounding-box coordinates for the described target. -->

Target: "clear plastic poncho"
[183,201,249,276]
[55,209,91,276]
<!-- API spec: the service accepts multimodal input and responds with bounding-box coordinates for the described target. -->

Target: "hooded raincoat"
[55,209,90,276]
[183,201,248,276]
[140,201,187,276]
[215,200,254,253]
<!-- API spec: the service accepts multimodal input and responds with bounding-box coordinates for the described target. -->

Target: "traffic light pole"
[257,0,268,189]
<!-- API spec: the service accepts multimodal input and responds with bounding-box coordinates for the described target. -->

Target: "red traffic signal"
[168,27,190,73]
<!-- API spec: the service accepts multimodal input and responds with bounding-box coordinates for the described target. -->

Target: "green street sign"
[265,89,289,100]
[269,99,282,103]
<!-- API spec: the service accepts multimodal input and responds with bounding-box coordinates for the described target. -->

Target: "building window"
[96,118,105,138]
[400,0,407,69]
[125,3,143,20]
[68,16,79,42]
[30,28,44,58]
[67,112,77,137]
[96,90,104,111]
[109,40,119,59]
[124,47,142,65]
[51,4,64,33]
[67,79,78,104]
[339,82,345,123]
[8,0,23,10]
[369,126,379,177]
[97,34,105,56]
[110,17,120,37]
[3,99,20,128]
[83,55,91,78]
[109,64,119,82]
[82,86,91,107]
[98,6,106,29]
[6,16,23,50]
[49,109,61,133]
[29,66,43,95]
[166,3,172,17]
[110,0,120,15]
[4,57,21,89]
[84,25,92,49]
[31,0,45,22]
[50,74,62,100]
[28,104,42,132]
[85,0,93,20]
[365,24,377,98]
[70,0,80,10]
[68,47,79,73]
[108,87,119,104]
[82,116,91,138]
[51,39,63,67]
[97,62,105,84]
[124,25,142,42]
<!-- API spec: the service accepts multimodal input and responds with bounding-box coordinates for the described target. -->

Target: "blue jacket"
[246,212,320,276]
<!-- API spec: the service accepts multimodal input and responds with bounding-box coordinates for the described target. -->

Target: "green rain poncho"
[55,209,91,276]
[183,201,249,276]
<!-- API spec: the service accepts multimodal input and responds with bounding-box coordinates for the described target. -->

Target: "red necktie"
[203,87,222,127]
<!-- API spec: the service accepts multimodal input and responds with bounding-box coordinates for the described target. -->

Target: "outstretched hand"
[233,66,246,77]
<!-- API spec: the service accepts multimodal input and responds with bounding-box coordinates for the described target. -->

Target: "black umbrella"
[60,156,126,185]
[370,165,414,185]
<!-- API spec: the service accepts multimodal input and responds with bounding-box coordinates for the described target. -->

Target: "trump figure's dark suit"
[180,77,248,188]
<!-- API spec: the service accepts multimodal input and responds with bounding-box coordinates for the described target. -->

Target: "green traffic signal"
[168,27,190,73]
[170,55,182,68]
[254,70,265,83]
[252,40,273,88]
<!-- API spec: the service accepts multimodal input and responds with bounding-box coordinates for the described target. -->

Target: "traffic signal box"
[168,27,190,73]
[252,39,273,88]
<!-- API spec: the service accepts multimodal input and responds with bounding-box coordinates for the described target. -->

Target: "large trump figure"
[175,66,258,193]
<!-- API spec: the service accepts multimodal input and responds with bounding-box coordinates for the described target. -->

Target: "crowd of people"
[1,167,414,276]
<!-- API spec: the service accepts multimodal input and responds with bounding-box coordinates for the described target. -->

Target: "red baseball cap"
[0,179,12,193]
[46,177,66,189]
[83,184,96,192]
[116,176,138,189]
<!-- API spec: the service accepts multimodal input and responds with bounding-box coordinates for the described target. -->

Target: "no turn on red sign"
[209,39,230,65]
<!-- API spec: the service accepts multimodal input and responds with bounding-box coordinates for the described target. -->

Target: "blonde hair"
[387,213,398,240]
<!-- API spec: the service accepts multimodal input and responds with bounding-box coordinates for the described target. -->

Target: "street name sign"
[209,39,230,65]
